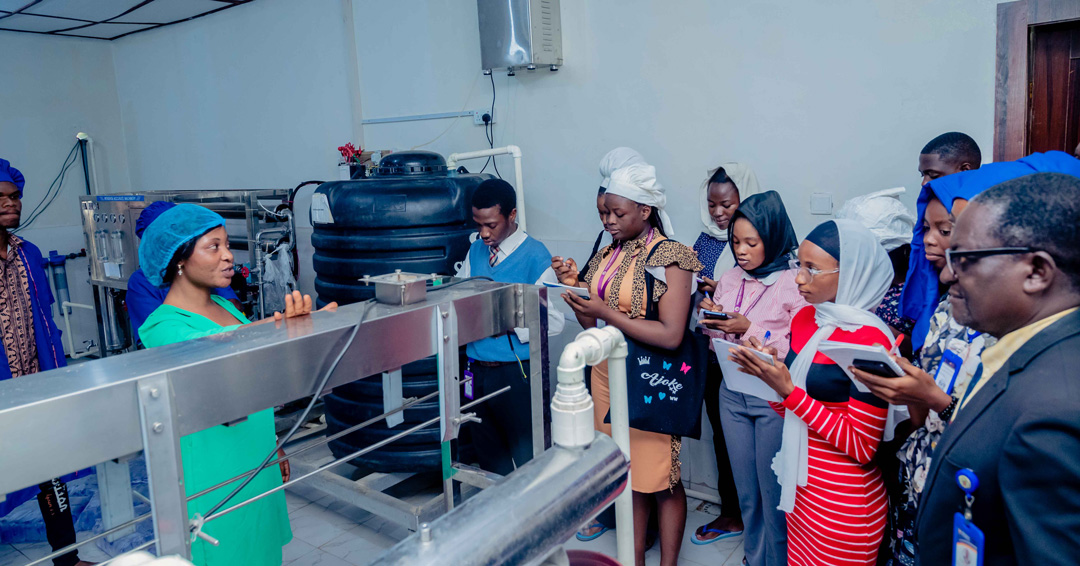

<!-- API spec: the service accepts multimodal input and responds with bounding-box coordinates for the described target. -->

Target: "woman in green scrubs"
[137,204,335,566]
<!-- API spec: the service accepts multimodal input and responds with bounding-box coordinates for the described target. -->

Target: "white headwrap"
[599,147,647,189]
[835,187,916,252]
[699,162,762,240]
[606,164,675,237]
[772,219,901,513]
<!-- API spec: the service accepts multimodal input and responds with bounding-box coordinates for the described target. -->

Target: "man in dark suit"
[916,172,1080,565]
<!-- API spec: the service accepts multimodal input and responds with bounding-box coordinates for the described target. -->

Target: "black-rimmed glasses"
[945,247,1036,274]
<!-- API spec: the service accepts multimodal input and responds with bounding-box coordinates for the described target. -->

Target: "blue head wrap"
[135,201,177,239]
[0,159,26,197]
[138,204,226,287]
[900,150,1080,348]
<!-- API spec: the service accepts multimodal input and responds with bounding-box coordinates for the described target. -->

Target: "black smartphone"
[852,359,903,377]
[702,310,732,320]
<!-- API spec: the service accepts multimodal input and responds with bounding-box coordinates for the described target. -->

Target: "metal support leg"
[137,375,189,558]
[525,285,550,457]
[95,459,135,541]
[435,304,460,512]
[382,368,404,428]
[91,286,108,358]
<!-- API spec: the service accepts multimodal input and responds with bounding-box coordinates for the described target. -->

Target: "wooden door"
[994,0,1080,161]
[1028,21,1080,154]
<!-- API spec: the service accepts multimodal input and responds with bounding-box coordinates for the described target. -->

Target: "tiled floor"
[1,485,744,566]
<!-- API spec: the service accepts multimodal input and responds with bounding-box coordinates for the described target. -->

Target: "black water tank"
[311,151,489,472]
[312,151,488,304]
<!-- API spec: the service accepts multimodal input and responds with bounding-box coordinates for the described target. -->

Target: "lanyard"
[596,246,623,301]
[733,279,766,316]
[597,228,653,301]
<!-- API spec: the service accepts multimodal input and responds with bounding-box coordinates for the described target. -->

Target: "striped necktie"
[489,245,500,267]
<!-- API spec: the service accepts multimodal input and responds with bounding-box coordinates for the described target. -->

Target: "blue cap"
[0,159,26,197]
[138,204,226,287]
[135,201,177,239]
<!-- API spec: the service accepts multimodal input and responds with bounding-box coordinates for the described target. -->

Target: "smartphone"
[852,359,904,377]
[702,310,732,320]
[543,281,591,300]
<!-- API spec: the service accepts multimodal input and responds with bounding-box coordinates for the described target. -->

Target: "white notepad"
[712,338,782,402]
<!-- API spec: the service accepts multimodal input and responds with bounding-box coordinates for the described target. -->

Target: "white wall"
[354,0,997,262]
[0,32,132,351]
[111,0,361,191]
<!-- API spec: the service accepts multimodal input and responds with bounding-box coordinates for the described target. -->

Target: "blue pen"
[763,330,772,343]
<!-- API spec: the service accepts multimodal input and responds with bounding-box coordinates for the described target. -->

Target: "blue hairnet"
[900,150,1080,348]
[138,204,226,287]
[0,159,26,197]
[135,201,177,239]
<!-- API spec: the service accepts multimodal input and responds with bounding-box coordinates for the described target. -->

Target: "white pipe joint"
[445,145,526,231]
[551,326,625,449]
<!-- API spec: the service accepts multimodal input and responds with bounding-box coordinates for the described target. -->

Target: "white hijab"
[699,162,762,240]
[772,219,899,513]
[599,147,646,189]
[606,163,675,237]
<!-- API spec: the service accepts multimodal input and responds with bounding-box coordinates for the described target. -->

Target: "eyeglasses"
[789,259,839,282]
[945,247,1036,274]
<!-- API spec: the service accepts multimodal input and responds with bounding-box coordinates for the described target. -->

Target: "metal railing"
[0,280,551,562]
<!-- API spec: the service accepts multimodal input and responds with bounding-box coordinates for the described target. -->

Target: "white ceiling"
[0,0,252,40]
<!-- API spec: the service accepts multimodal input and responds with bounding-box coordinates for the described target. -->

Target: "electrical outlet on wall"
[810,192,833,215]
[472,109,495,125]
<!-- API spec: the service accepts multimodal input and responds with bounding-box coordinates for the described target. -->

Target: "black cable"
[16,142,80,232]
[478,72,500,176]
[29,142,79,220]
[20,142,77,225]
[489,73,501,179]
[287,180,325,206]
[24,147,78,227]
[200,299,375,520]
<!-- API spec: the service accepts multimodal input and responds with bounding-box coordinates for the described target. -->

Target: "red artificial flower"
[337,142,364,163]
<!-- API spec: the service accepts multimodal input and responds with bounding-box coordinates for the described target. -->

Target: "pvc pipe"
[605,334,634,566]
[445,145,526,231]
[62,301,98,359]
[552,343,595,448]
[554,326,633,566]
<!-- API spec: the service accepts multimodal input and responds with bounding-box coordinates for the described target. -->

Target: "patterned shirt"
[692,232,728,280]
[0,235,40,378]
[876,282,916,336]
[886,297,996,566]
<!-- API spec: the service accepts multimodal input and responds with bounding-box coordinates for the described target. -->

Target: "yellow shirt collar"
[962,307,1078,410]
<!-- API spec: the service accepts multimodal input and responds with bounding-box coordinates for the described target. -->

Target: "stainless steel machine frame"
[79,190,291,355]
[0,280,550,562]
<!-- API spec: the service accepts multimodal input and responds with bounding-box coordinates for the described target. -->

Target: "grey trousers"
[719,382,788,566]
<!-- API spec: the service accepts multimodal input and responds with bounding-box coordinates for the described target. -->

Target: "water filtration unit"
[78,190,291,356]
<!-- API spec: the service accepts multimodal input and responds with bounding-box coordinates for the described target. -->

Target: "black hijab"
[805,220,841,261]
[727,190,799,279]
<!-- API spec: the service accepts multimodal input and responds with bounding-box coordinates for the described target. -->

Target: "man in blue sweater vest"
[456,179,564,475]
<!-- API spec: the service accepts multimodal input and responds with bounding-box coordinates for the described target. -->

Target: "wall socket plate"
[472,109,495,125]
[810,192,834,215]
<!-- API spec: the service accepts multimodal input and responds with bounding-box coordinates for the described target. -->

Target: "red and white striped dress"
[772,306,891,566]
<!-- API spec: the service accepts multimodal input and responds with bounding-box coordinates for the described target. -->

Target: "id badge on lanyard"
[953,468,985,566]
[936,350,964,395]
[464,358,475,401]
